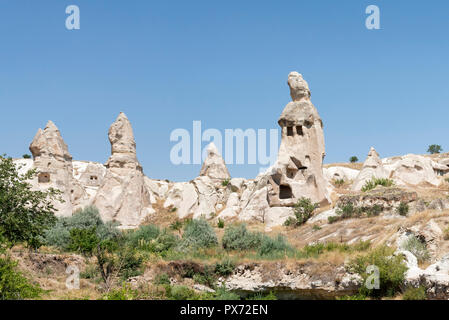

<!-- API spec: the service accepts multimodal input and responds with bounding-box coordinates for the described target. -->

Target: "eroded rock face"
[93,113,154,228]
[199,143,230,180]
[352,147,388,191]
[384,154,444,187]
[266,72,329,207]
[401,251,449,299]
[29,121,85,217]
[222,262,362,300]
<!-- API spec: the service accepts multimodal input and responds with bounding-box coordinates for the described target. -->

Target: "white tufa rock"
[199,142,230,180]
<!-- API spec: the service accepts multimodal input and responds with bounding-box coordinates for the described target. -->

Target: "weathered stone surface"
[338,186,418,215]
[163,182,198,219]
[222,262,362,299]
[29,121,85,217]
[352,147,388,191]
[199,143,230,180]
[401,251,449,299]
[93,113,154,228]
[324,166,359,183]
[384,154,444,187]
[263,72,329,207]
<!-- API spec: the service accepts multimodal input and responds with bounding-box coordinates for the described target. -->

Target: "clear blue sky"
[1,0,448,181]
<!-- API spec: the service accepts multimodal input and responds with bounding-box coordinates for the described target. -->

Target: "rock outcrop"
[199,143,230,180]
[222,262,362,299]
[93,113,154,228]
[384,154,445,187]
[265,72,329,207]
[352,147,388,191]
[29,121,85,217]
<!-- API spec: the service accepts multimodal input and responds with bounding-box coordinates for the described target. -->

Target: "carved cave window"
[287,127,294,137]
[279,185,293,199]
[38,173,50,183]
[296,126,303,136]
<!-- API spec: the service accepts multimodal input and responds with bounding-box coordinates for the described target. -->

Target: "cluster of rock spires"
[18,72,449,229]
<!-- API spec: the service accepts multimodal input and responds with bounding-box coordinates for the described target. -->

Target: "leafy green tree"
[350,156,359,163]
[22,154,31,159]
[427,145,443,154]
[0,155,61,249]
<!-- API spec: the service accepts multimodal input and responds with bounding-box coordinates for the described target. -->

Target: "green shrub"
[125,225,160,247]
[361,178,394,192]
[284,198,318,227]
[350,156,359,163]
[167,285,199,300]
[402,286,427,300]
[364,204,383,217]
[246,291,277,300]
[217,219,225,229]
[214,258,235,276]
[45,206,120,250]
[154,273,171,286]
[169,220,183,233]
[213,286,240,300]
[348,245,407,298]
[80,264,99,280]
[328,216,339,224]
[101,284,138,300]
[222,179,230,187]
[312,225,322,231]
[117,247,144,280]
[402,236,430,263]
[336,202,361,219]
[0,256,42,300]
[22,154,31,159]
[257,234,293,257]
[67,227,99,256]
[181,219,218,249]
[397,202,409,216]
[333,179,345,187]
[222,224,262,251]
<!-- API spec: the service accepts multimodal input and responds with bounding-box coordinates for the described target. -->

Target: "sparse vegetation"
[361,178,394,192]
[222,224,262,251]
[284,198,318,227]
[397,202,409,216]
[402,236,430,263]
[217,218,225,229]
[348,245,407,298]
[333,179,346,187]
[222,179,230,187]
[402,286,427,300]
[180,219,218,249]
[444,227,449,241]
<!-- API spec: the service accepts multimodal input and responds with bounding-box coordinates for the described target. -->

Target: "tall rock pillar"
[267,72,329,206]
[93,112,154,228]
